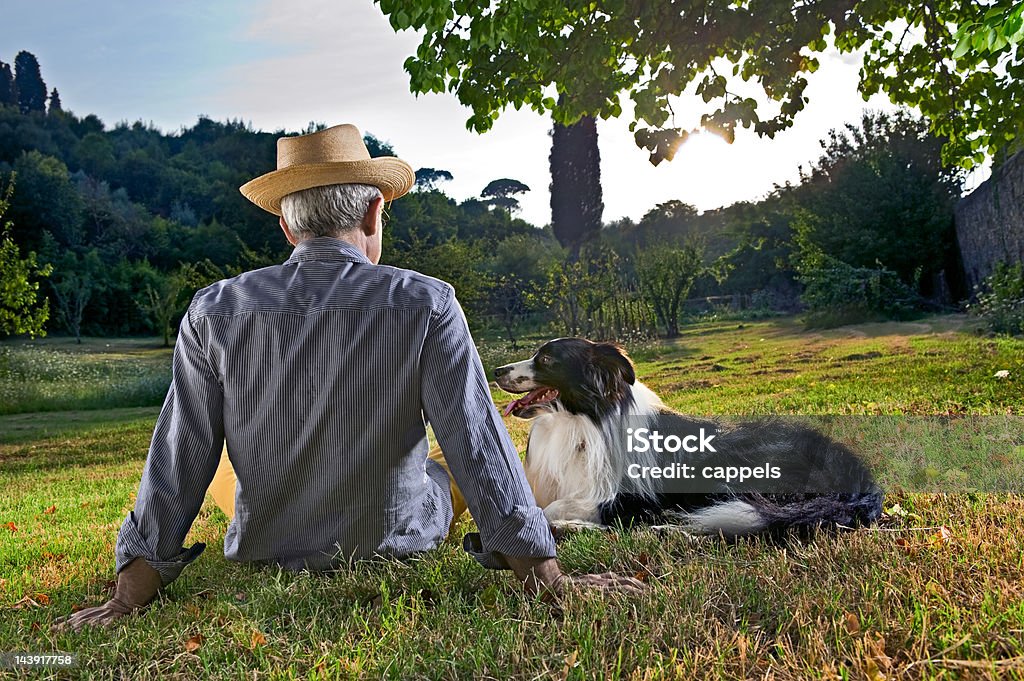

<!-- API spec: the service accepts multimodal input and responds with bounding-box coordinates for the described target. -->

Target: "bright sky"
[1,0,989,228]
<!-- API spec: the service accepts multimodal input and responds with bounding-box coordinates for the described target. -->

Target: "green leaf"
[1006,16,1023,39]
[952,33,972,59]
[983,6,1004,22]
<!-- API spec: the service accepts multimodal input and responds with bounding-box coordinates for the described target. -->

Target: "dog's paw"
[549,519,607,541]
[543,499,602,524]
[550,519,605,531]
[649,523,689,533]
[648,523,700,540]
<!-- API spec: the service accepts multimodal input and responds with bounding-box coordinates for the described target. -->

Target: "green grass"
[0,337,172,415]
[2,315,1024,679]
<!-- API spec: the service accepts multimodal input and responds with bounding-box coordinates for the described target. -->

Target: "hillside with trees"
[0,50,971,344]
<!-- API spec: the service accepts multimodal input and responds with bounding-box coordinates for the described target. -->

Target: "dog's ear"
[591,342,636,386]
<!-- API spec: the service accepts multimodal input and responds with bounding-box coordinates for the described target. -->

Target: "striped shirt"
[115,237,555,585]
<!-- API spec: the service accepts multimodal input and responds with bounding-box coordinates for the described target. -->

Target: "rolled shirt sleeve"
[420,285,556,569]
[114,299,224,586]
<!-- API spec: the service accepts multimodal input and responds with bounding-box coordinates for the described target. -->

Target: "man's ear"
[279,216,299,246]
[362,196,384,237]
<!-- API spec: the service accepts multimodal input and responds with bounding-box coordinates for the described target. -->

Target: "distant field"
[0,337,172,415]
[2,315,1023,679]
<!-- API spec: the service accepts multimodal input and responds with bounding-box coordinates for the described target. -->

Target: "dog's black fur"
[495,338,883,537]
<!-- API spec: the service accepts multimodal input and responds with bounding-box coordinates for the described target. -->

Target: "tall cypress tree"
[14,51,47,114]
[47,87,62,114]
[0,61,15,108]
[549,98,603,258]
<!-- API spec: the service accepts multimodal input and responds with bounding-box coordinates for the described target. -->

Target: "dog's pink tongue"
[503,387,548,416]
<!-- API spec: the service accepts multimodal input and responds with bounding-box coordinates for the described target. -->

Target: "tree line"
[1,50,968,346]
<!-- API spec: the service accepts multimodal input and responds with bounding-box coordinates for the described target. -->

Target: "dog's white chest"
[524,411,607,508]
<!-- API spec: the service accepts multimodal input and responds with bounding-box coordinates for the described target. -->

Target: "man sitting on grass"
[55,124,642,631]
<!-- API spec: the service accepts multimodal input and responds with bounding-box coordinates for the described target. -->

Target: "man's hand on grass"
[503,555,646,598]
[52,558,163,632]
[561,571,647,593]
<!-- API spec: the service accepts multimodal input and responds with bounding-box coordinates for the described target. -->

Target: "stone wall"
[955,151,1024,292]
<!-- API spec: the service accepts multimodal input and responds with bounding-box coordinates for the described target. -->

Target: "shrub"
[797,250,920,327]
[971,261,1024,335]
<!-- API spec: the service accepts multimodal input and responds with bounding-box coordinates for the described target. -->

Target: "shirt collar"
[284,237,373,265]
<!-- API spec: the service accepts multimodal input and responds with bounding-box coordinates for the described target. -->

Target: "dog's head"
[494,338,636,421]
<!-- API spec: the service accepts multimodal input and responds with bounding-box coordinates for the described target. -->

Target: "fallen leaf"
[560,650,579,681]
[43,505,56,515]
[12,594,48,609]
[4,521,16,533]
[844,611,861,635]
[929,526,953,547]
[632,571,648,583]
[865,657,886,681]
[184,634,203,653]
[11,596,33,609]
[234,592,247,602]
[864,632,892,676]
[250,630,267,649]
[885,503,906,517]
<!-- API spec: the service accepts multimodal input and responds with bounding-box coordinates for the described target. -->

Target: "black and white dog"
[494,338,883,537]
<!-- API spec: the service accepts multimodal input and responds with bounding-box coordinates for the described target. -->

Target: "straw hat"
[239,124,415,216]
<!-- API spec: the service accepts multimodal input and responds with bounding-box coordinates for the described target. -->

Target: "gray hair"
[280,183,383,240]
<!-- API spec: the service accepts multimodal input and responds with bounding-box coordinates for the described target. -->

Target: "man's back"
[194,237,454,569]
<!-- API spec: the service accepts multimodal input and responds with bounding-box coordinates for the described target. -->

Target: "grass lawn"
[0,337,172,416]
[2,315,1023,679]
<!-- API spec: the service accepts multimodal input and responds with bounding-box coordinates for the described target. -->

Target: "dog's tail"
[677,491,884,537]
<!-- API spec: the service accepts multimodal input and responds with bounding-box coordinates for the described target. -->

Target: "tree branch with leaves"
[0,176,51,338]
[376,0,1021,177]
